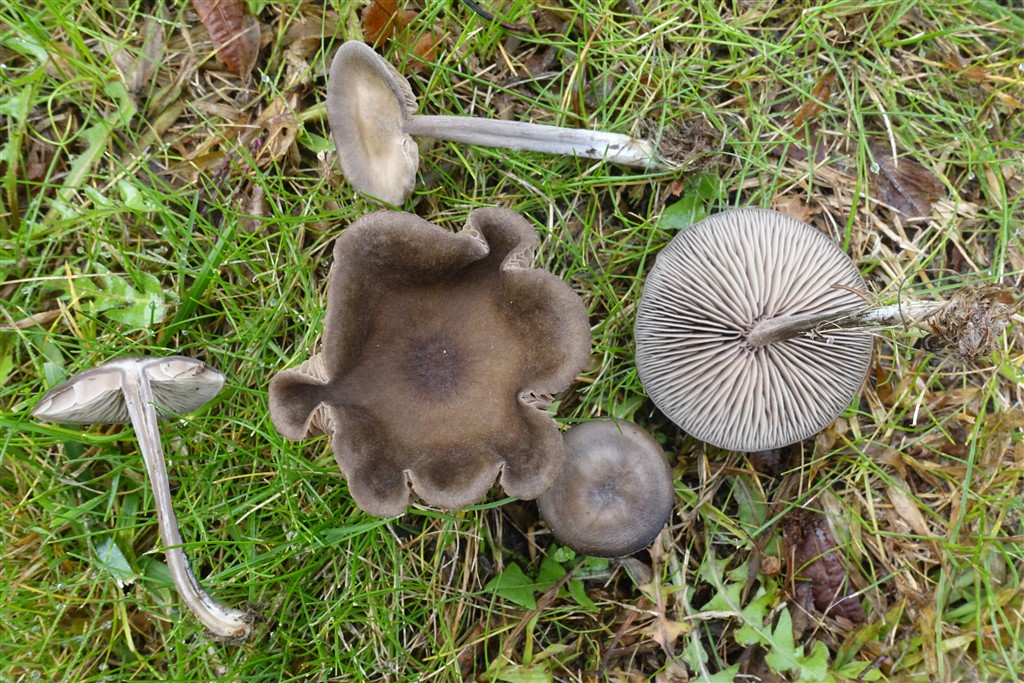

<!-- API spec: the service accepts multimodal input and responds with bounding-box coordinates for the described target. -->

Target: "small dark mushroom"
[327,41,680,204]
[269,207,591,517]
[32,356,252,641]
[634,208,874,452]
[537,419,674,558]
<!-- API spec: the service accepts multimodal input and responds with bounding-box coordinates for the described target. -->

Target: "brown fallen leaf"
[772,195,814,224]
[363,0,405,46]
[869,142,945,218]
[362,1,439,71]
[192,0,260,79]
[791,70,836,128]
[782,507,866,623]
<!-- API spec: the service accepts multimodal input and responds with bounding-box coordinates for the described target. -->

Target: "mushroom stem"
[404,115,662,168]
[746,300,944,347]
[121,370,252,641]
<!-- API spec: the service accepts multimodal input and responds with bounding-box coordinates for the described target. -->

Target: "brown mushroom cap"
[634,208,873,452]
[537,420,674,558]
[327,41,419,205]
[269,207,591,517]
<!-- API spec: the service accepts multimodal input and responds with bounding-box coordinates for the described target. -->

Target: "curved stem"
[405,115,661,168]
[123,369,252,641]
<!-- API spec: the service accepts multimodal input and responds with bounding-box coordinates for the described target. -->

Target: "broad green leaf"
[763,609,797,671]
[735,584,775,646]
[52,264,168,329]
[485,562,537,610]
[799,641,832,681]
[763,610,835,682]
[101,270,166,328]
[493,665,553,683]
[536,553,566,586]
[297,129,333,154]
[93,536,137,587]
[659,173,721,231]
[566,577,596,611]
[0,352,12,387]
[117,179,160,212]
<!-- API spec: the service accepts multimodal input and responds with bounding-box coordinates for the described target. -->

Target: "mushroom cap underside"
[327,41,419,205]
[33,356,225,425]
[537,420,674,558]
[634,208,873,452]
[269,207,592,517]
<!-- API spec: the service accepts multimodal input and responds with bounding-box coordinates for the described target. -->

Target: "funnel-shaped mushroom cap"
[269,207,591,518]
[634,208,872,452]
[537,420,674,558]
[33,357,225,424]
[327,41,419,205]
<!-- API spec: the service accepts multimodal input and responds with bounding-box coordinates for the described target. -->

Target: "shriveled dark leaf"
[782,508,866,623]
[922,284,1021,362]
[869,142,944,218]
[748,448,783,473]
[192,0,260,78]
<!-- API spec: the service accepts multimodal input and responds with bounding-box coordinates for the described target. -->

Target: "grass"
[1,0,1022,680]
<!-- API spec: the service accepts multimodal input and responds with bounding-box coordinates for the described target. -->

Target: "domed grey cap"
[634,208,873,452]
[537,420,674,558]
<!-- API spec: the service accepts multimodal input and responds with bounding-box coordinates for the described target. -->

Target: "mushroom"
[327,40,681,204]
[537,419,674,558]
[269,207,591,518]
[634,208,874,452]
[32,356,252,641]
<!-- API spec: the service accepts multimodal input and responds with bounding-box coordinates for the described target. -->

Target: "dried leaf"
[921,284,1021,362]
[283,8,343,58]
[772,195,814,224]
[26,138,54,182]
[256,96,300,166]
[192,0,260,78]
[362,0,404,46]
[110,13,165,94]
[791,71,836,127]
[886,484,932,539]
[640,616,690,651]
[869,143,945,218]
[405,30,439,72]
[782,508,866,623]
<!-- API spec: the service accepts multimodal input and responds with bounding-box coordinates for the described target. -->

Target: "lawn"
[1,1,1022,681]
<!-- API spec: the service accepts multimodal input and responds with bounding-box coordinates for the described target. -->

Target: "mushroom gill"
[634,208,873,452]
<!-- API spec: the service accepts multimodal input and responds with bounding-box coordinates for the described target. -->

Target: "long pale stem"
[122,372,252,641]
[405,115,663,168]
[747,301,944,347]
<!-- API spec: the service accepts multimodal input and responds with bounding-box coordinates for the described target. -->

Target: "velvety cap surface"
[269,208,591,517]
[538,419,674,558]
